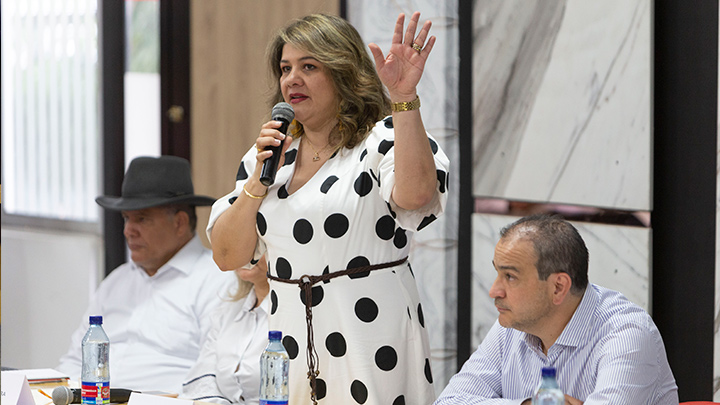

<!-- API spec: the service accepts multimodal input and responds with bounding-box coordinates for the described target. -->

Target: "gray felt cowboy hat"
[96,156,215,211]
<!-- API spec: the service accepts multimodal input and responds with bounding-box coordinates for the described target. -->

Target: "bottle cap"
[541,367,556,377]
[268,330,282,340]
[89,315,103,325]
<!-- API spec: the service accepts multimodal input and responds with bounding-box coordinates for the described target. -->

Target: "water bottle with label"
[532,366,564,405]
[81,316,110,404]
[259,330,289,405]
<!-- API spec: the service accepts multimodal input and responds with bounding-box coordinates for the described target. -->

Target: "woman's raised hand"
[254,120,293,173]
[368,12,435,101]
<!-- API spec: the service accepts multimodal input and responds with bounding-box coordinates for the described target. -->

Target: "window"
[1,0,100,222]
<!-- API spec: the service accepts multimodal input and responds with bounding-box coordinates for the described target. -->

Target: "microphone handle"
[109,388,134,403]
[259,118,291,186]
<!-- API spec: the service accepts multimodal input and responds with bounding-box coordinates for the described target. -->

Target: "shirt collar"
[553,284,598,348]
[234,287,270,321]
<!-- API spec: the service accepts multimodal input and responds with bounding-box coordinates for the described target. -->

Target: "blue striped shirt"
[435,284,678,404]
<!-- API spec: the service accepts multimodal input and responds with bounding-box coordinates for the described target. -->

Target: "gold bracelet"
[243,184,268,199]
[391,95,421,112]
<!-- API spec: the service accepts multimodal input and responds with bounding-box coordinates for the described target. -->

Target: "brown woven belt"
[267,256,408,404]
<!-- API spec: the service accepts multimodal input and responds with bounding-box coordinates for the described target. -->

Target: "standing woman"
[208,12,449,404]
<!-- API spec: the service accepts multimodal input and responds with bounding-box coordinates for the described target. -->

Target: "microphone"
[51,386,135,405]
[259,102,295,186]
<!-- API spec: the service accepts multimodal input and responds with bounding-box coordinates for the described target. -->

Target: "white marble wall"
[471,213,650,347]
[472,0,652,211]
[348,0,460,393]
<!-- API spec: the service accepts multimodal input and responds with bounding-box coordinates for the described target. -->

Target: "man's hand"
[565,394,583,404]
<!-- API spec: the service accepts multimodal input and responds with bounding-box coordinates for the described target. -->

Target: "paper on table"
[2,368,69,384]
[128,392,192,404]
[1,372,35,405]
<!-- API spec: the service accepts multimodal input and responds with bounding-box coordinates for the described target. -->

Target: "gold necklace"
[303,136,330,162]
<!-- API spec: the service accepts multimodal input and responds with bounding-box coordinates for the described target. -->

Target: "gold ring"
[412,43,422,53]
[256,145,263,153]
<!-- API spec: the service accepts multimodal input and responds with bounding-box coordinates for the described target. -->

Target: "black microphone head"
[51,386,74,405]
[271,102,294,123]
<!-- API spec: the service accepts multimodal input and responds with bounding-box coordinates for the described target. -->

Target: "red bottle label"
[81,381,109,404]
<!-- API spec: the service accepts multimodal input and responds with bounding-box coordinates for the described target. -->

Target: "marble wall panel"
[471,213,651,348]
[347,0,460,393]
[472,0,652,211]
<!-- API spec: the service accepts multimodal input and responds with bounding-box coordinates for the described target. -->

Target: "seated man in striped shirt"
[435,214,678,405]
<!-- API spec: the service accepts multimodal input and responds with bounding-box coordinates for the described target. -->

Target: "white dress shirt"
[56,236,235,394]
[434,284,678,405]
[182,287,269,405]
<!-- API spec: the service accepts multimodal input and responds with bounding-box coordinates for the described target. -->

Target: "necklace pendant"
[312,154,320,162]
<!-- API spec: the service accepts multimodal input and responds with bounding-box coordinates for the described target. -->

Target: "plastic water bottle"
[259,330,289,405]
[532,367,564,405]
[81,316,110,404]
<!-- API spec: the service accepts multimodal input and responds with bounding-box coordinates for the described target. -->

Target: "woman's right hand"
[253,119,294,174]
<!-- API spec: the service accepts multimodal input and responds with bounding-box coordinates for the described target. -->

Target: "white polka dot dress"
[209,118,450,405]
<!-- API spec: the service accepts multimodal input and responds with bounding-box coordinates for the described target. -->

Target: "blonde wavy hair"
[227,258,267,302]
[267,14,391,149]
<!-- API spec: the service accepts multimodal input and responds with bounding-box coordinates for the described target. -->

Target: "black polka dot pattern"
[354,297,379,323]
[393,228,407,249]
[325,332,347,357]
[354,172,373,197]
[228,196,237,205]
[293,219,313,244]
[437,169,448,193]
[386,202,397,219]
[374,346,398,371]
[375,215,395,241]
[324,213,349,238]
[417,214,437,231]
[278,184,289,199]
[314,378,327,400]
[299,285,324,307]
[282,335,299,360]
[347,256,371,279]
[276,257,292,279]
[350,380,368,404]
[246,124,445,403]
[250,258,258,265]
[383,116,393,128]
[257,212,267,235]
[236,161,249,180]
[283,149,297,166]
[369,169,380,187]
[428,137,438,155]
[378,140,394,155]
[424,358,433,383]
[320,176,339,194]
[270,290,278,315]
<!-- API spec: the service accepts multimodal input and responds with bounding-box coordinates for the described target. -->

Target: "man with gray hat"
[56,156,235,394]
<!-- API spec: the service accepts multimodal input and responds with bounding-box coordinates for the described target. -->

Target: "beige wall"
[191,0,339,247]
